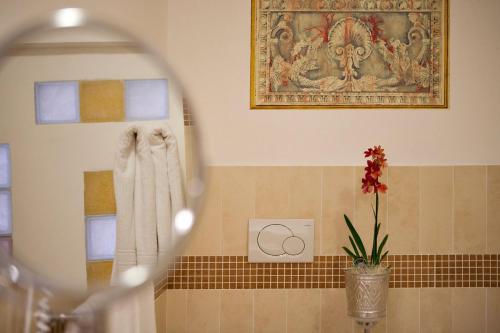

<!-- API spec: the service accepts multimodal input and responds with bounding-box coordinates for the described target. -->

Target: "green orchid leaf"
[349,236,360,257]
[377,234,389,258]
[344,214,367,261]
[380,251,389,263]
[342,246,358,261]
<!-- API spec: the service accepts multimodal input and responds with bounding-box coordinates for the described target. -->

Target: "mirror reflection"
[0,24,199,294]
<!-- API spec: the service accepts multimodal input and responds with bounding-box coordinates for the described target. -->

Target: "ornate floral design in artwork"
[251,0,448,108]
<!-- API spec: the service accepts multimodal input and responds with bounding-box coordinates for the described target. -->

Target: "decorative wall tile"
[420,167,453,254]
[0,191,12,235]
[0,144,11,188]
[454,166,487,253]
[125,79,168,120]
[80,80,125,123]
[34,81,79,124]
[85,215,116,261]
[84,171,116,216]
[388,167,420,254]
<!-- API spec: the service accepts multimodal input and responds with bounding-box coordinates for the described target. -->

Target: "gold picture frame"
[250,0,449,109]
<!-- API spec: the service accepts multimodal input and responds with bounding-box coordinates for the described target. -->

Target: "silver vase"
[345,267,390,329]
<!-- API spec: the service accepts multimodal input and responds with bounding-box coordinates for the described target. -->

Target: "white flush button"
[249,219,314,263]
[257,224,293,256]
[283,236,305,255]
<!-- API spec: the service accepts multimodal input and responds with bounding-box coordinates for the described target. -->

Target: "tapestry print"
[251,0,448,108]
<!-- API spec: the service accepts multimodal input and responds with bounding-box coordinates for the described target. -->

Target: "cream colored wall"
[0,51,185,290]
[166,0,500,166]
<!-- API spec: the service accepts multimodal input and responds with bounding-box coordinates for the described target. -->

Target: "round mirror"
[0,8,204,331]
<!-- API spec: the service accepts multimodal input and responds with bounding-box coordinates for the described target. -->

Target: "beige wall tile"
[388,167,420,254]
[289,167,322,255]
[354,167,388,260]
[287,289,320,333]
[420,288,452,333]
[487,288,500,332]
[420,167,453,254]
[387,288,419,333]
[452,288,486,333]
[255,167,291,219]
[454,166,487,253]
[80,80,125,123]
[220,167,255,255]
[220,290,252,333]
[322,167,355,255]
[185,167,222,255]
[187,290,220,333]
[487,166,500,252]
[166,290,187,333]
[254,290,286,333]
[321,289,352,333]
[155,292,167,333]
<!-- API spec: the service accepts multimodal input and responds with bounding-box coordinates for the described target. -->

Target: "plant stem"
[372,191,379,265]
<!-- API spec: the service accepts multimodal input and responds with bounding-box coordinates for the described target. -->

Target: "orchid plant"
[343,145,389,267]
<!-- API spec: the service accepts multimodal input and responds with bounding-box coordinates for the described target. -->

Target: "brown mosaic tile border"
[154,254,500,296]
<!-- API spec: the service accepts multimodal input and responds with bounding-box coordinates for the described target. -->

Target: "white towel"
[150,125,185,259]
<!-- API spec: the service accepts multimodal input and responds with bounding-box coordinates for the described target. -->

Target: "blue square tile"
[35,81,80,124]
[125,79,168,120]
[86,215,116,261]
[0,144,10,188]
[0,191,12,236]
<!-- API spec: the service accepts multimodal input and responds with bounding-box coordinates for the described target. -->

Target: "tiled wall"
[154,165,500,333]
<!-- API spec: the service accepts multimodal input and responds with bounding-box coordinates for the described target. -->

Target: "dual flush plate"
[248,219,314,263]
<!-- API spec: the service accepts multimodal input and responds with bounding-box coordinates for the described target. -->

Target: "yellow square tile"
[80,80,125,123]
[86,261,113,287]
[84,171,116,216]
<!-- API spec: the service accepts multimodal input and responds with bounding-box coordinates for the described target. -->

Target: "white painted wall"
[165,0,500,166]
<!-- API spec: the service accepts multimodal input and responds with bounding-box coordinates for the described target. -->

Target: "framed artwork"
[250,0,448,109]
